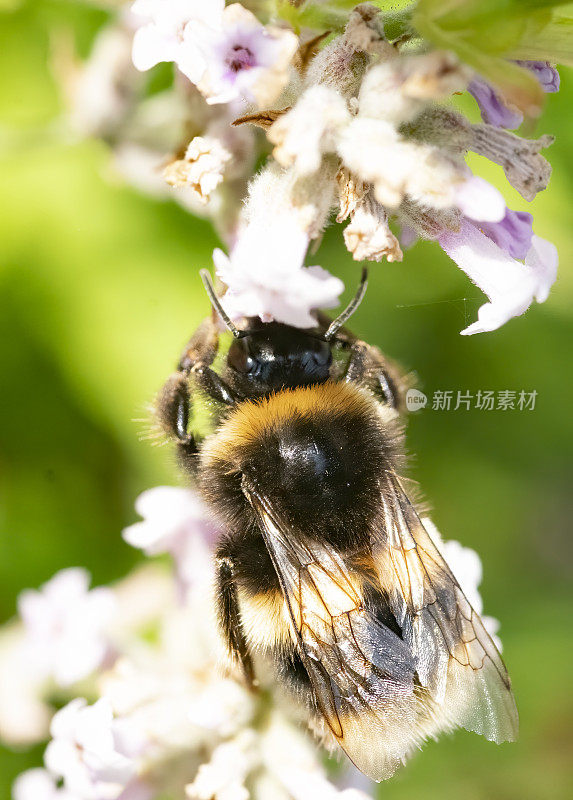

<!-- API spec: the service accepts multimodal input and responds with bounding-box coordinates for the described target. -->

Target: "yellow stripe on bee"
[238,588,294,652]
[202,381,386,464]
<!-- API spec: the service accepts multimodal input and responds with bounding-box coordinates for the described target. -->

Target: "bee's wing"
[244,486,433,782]
[372,472,519,746]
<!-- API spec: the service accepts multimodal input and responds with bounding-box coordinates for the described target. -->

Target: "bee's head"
[199,268,368,396]
[226,320,332,394]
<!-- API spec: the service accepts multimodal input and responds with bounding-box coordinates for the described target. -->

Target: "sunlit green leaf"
[505,5,573,64]
[413,0,573,114]
[413,13,546,114]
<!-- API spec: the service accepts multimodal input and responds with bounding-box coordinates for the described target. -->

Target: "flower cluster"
[54,0,565,334]
[5,486,503,800]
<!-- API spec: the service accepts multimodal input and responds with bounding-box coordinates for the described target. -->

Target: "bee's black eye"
[228,339,263,377]
[312,345,331,367]
[245,356,261,377]
[227,339,249,373]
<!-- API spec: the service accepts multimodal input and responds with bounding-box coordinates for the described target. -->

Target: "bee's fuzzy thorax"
[201,380,404,464]
[199,380,405,555]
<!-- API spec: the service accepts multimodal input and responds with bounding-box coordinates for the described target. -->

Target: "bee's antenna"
[324,267,368,341]
[200,269,247,339]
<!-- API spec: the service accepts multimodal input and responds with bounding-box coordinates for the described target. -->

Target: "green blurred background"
[1,1,572,798]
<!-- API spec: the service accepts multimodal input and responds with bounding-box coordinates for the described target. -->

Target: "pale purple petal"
[479,208,533,259]
[456,176,505,223]
[439,218,557,334]
[516,60,560,93]
[118,780,155,800]
[468,77,523,129]
[187,5,297,106]
[526,235,558,302]
[399,223,418,249]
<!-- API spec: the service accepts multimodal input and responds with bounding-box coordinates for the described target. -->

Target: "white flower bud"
[337,117,463,210]
[336,168,366,223]
[269,85,350,177]
[164,136,232,202]
[343,190,403,263]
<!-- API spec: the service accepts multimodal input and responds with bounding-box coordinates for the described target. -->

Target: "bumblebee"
[156,269,518,781]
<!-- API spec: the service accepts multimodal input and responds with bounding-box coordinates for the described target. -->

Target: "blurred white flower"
[0,626,51,746]
[55,25,141,140]
[100,602,253,759]
[186,729,256,800]
[123,486,220,598]
[260,713,371,800]
[214,164,342,327]
[18,568,116,687]
[132,1,297,108]
[439,219,557,334]
[13,768,80,800]
[131,0,223,81]
[45,698,144,800]
[189,4,298,107]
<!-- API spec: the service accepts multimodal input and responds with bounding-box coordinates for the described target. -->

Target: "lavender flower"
[213,164,343,328]
[468,77,523,130]
[469,61,559,129]
[455,175,506,223]
[479,208,534,260]
[132,0,297,108]
[518,60,560,93]
[187,4,298,107]
[439,219,557,335]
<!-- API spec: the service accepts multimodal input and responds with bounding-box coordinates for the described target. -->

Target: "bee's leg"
[177,316,220,373]
[156,316,240,467]
[155,320,216,468]
[156,370,199,470]
[215,552,257,690]
[190,364,239,406]
[178,316,239,406]
[343,338,404,411]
